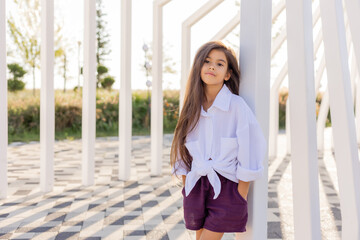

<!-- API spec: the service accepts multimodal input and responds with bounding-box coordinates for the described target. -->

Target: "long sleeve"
[171,150,189,176]
[235,101,267,182]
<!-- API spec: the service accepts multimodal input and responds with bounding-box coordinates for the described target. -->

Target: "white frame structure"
[151,0,171,175]
[40,0,55,192]
[319,0,360,238]
[238,0,271,238]
[286,0,321,238]
[119,0,132,180]
[82,0,96,186]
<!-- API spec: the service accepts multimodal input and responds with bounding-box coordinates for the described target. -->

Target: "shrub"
[7,63,26,92]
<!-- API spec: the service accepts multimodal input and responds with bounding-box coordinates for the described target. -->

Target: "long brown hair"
[170,41,241,175]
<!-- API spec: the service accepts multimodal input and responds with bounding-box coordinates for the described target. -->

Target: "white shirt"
[172,83,267,199]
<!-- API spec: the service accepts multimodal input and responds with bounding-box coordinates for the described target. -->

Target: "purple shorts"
[182,171,248,233]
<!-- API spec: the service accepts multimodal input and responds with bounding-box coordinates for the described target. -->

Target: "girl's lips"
[205,72,215,76]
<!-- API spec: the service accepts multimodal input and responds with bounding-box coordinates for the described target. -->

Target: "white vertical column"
[285,0,321,239]
[319,0,360,238]
[238,0,271,239]
[0,0,7,199]
[151,0,170,175]
[344,0,360,90]
[180,0,223,111]
[82,0,96,186]
[40,0,54,192]
[119,0,132,180]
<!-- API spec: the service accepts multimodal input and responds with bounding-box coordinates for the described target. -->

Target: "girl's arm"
[182,175,186,186]
[238,180,250,200]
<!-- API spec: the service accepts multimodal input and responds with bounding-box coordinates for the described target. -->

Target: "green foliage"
[7,63,26,92]
[97,65,108,76]
[8,79,25,92]
[7,89,182,143]
[96,0,111,65]
[7,0,67,95]
[100,76,115,90]
[7,88,332,143]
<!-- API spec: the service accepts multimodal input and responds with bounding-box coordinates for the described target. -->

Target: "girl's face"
[200,49,231,87]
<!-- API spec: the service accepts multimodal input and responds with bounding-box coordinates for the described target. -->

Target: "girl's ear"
[225,69,232,81]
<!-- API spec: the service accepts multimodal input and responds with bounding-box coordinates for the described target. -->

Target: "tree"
[54,26,73,93]
[96,0,112,88]
[7,63,26,92]
[7,0,64,95]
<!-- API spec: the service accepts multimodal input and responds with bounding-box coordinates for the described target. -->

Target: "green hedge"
[8,89,180,142]
[7,88,328,143]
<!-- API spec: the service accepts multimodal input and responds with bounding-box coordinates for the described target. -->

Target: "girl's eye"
[204,60,209,63]
[217,63,223,67]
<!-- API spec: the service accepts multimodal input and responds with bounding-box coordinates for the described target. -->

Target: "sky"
[6,0,244,90]
[4,0,343,92]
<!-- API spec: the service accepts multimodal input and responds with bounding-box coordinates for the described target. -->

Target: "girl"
[170,41,267,240]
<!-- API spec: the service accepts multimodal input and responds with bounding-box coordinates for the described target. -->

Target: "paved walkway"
[0,129,341,239]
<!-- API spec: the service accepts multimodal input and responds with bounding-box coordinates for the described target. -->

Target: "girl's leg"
[196,228,204,240]
[199,228,224,240]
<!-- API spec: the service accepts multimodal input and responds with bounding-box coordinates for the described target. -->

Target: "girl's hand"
[237,180,250,201]
[182,175,186,187]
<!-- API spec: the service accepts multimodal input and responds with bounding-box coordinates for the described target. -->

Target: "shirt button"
[208,157,212,160]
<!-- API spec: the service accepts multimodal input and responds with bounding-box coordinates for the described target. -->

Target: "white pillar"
[151,0,171,175]
[344,0,360,93]
[82,0,96,186]
[180,0,223,111]
[0,0,7,199]
[238,0,271,239]
[319,0,360,238]
[40,0,54,192]
[286,1,321,238]
[271,4,321,158]
[119,0,132,180]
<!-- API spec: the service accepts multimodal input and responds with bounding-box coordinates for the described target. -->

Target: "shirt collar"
[201,84,232,116]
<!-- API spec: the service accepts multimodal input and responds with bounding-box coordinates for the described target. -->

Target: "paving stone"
[0,132,342,239]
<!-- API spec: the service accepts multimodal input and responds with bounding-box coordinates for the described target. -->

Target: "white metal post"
[0,0,7,199]
[119,0,132,180]
[285,0,321,239]
[238,0,271,239]
[151,0,171,176]
[82,0,96,186]
[180,0,224,111]
[40,0,54,192]
[319,0,360,238]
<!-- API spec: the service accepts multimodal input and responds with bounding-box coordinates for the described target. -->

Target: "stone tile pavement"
[0,129,342,239]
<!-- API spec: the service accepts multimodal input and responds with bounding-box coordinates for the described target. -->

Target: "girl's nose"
[209,65,215,70]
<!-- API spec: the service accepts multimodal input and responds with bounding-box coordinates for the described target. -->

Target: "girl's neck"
[204,83,223,104]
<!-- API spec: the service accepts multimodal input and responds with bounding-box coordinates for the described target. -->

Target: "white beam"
[0,0,7,199]
[344,0,360,98]
[180,0,223,111]
[319,0,360,238]
[151,0,171,175]
[237,0,271,239]
[272,0,285,20]
[210,11,240,41]
[286,0,322,238]
[272,4,322,158]
[82,0,96,186]
[40,0,54,192]
[119,0,132,180]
